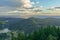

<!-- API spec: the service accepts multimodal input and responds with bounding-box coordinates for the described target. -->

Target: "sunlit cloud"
[0,0,60,18]
[20,0,32,8]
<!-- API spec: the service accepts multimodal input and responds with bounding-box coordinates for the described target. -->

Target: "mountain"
[0,17,60,33]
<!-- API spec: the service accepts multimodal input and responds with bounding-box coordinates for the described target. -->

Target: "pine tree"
[17,31,26,40]
[46,35,57,40]
[11,32,16,40]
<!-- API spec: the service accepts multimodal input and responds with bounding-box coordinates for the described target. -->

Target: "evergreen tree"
[10,25,60,40]
[46,35,57,40]
[17,32,26,40]
[11,32,16,40]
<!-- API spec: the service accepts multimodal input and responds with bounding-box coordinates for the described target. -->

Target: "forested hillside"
[11,26,60,40]
[0,17,60,32]
[0,17,60,40]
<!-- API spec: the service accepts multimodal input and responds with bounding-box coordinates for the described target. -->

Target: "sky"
[0,0,60,18]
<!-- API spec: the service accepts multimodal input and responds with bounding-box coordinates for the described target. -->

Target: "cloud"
[0,0,43,18]
[31,2,35,4]
[0,0,34,18]
[0,0,21,14]
[0,0,33,13]
[0,6,17,12]
[0,28,10,33]
[20,0,32,8]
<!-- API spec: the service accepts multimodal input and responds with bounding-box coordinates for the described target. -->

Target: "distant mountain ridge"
[0,17,60,33]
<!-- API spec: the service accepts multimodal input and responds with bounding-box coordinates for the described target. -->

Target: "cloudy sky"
[0,0,60,18]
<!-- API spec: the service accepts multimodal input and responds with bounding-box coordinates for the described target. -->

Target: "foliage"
[11,25,60,40]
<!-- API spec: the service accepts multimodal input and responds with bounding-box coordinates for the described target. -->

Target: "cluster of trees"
[11,25,60,40]
[0,33,9,40]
